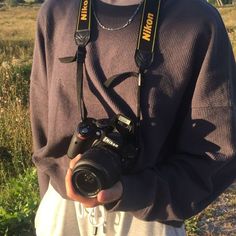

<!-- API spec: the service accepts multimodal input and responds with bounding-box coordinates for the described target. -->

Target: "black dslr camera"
[67,114,138,198]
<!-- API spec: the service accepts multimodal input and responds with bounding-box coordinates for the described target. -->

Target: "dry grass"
[0,5,39,41]
[186,183,236,235]
[0,5,36,184]
[219,6,236,29]
[219,6,236,54]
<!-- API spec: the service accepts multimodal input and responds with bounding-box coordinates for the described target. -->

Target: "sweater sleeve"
[105,7,236,224]
[30,10,50,198]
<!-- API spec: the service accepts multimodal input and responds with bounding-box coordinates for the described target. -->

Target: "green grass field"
[0,4,235,236]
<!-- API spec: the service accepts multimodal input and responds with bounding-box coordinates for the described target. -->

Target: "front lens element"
[72,170,101,198]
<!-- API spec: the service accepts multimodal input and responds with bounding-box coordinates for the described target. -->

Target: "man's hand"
[65,155,123,208]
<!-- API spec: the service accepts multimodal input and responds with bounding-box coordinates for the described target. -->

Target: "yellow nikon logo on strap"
[81,0,88,20]
[142,13,154,42]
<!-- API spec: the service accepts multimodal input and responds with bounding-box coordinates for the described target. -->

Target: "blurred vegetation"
[0,168,39,236]
[0,5,38,234]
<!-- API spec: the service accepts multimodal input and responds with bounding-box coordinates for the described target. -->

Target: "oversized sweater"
[30,0,236,226]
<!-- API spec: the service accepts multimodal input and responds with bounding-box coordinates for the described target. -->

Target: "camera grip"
[67,133,86,159]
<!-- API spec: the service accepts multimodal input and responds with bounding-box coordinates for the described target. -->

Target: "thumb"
[97,181,123,204]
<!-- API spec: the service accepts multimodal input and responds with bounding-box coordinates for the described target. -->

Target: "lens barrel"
[71,147,122,198]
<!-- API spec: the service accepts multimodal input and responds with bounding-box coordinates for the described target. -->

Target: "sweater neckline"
[93,0,142,30]
[95,0,141,6]
[94,0,142,17]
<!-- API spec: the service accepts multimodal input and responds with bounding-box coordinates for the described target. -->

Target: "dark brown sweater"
[30,0,236,226]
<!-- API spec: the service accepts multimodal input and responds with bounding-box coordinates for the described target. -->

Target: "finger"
[97,181,123,204]
[69,154,82,169]
[65,168,77,199]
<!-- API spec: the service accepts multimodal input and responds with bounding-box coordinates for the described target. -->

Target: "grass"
[219,6,236,54]
[185,185,236,235]
[0,4,36,185]
[0,3,235,236]
[0,5,37,234]
[0,5,38,41]
[0,168,39,236]
[0,57,33,184]
[0,40,34,63]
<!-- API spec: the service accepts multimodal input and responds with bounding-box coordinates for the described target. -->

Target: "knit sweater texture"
[30,0,236,225]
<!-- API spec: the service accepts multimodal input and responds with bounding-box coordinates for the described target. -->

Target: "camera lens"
[71,147,122,198]
[72,169,101,198]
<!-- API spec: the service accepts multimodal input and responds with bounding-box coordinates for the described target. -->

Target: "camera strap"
[59,0,161,124]
[59,0,92,121]
[104,0,161,127]
[135,0,161,71]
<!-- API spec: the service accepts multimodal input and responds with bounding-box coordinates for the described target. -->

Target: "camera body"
[67,114,138,198]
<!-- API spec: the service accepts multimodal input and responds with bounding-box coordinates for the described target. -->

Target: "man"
[30,0,236,235]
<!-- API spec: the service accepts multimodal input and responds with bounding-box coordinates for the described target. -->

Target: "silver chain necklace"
[93,0,144,31]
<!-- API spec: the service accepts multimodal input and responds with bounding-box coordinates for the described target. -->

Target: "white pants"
[35,184,186,236]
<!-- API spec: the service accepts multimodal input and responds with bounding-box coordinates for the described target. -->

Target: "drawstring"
[88,207,105,227]
[76,203,106,235]
[76,202,85,219]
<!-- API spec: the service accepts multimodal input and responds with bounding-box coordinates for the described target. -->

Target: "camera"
[67,114,138,198]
